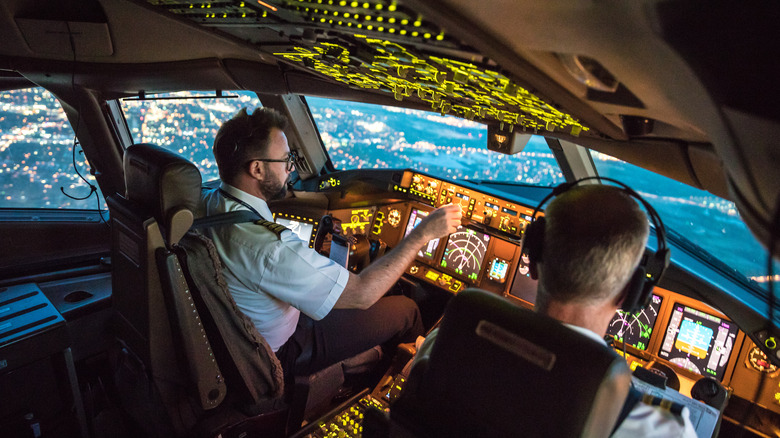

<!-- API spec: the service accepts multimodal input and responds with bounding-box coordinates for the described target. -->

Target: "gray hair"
[538,185,650,305]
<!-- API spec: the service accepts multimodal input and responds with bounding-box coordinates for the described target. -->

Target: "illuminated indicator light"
[388,17,395,23]
[344,12,350,17]
[242,12,246,17]
[365,15,371,20]
[367,25,373,30]
[399,29,406,35]
[347,21,353,26]
[401,19,408,25]
[263,10,267,16]
[207,3,211,8]
[323,10,328,14]
[223,13,227,17]
[413,20,422,27]
[240,1,244,5]
[424,32,431,38]
[351,1,358,6]
[338,20,343,24]
[425,270,440,281]
[411,31,419,37]
[378,26,384,31]
[320,17,326,22]
[189,4,193,8]
[388,2,396,11]
[356,23,363,28]
[376,3,382,9]
[388,28,395,33]
[363,2,369,8]
[257,0,278,11]
[377,16,383,21]
[436,33,444,41]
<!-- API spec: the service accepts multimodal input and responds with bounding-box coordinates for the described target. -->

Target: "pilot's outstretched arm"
[334,204,461,309]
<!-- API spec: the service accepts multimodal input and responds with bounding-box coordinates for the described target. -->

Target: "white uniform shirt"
[199,183,350,352]
[565,324,698,438]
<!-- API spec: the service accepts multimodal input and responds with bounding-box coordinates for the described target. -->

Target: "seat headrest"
[124,143,202,245]
[392,289,631,437]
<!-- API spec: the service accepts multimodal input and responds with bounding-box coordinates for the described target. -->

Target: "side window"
[119,91,262,182]
[0,87,98,209]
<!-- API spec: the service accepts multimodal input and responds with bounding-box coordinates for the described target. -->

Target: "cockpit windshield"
[307,96,564,186]
[308,96,778,291]
[592,151,779,289]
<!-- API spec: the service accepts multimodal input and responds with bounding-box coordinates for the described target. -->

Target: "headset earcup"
[620,266,647,314]
[521,217,545,266]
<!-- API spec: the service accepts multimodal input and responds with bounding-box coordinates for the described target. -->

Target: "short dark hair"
[213,107,289,183]
[539,185,649,305]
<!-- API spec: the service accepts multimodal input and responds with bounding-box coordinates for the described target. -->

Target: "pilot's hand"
[414,204,462,241]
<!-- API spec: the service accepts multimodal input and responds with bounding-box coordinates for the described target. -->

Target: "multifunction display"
[274,213,318,247]
[659,303,739,380]
[440,227,491,282]
[404,208,441,261]
[606,294,663,351]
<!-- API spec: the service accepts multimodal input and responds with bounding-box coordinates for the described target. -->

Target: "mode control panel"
[402,171,537,238]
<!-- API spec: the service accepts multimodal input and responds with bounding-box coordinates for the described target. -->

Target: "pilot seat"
[107,143,380,437]
[366,288,633,438]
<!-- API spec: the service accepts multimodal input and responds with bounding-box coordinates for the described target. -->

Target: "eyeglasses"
[248,151,298,172]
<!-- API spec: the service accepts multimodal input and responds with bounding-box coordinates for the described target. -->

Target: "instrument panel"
[275,169,780,416]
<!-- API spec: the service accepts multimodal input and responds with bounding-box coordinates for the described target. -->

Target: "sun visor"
[15,18,113,57]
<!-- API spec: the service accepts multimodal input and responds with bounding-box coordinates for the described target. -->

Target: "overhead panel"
[145,0,590,137]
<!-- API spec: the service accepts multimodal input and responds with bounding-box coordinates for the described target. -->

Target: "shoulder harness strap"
[612,386,643,435]
[191,210,260,229]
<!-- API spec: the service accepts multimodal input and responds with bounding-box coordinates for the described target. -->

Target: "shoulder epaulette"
[640,393,685,417]
[255,219,288,238]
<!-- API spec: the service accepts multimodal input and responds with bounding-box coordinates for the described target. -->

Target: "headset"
[520,177,670,314]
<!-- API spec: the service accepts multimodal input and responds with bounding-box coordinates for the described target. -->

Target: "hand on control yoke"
[413,204,462,241]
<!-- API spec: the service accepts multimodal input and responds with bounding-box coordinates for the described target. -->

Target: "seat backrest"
[108,143,228,434]
[389,289,631,438]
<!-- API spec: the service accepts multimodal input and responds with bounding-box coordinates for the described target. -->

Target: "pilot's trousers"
[275,295,424,380]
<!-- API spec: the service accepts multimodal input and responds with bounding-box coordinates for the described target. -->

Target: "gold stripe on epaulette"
[640,393,683,416]
[255,220,289,238]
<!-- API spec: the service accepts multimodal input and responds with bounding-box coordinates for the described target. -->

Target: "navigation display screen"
[440,227,491,282]
[275,218,314,242]
[606,294,663,351]
[659,303,739,380]
[404,208,440,261]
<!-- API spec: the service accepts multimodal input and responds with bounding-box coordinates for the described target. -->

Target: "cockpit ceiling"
[145,0,591,136]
